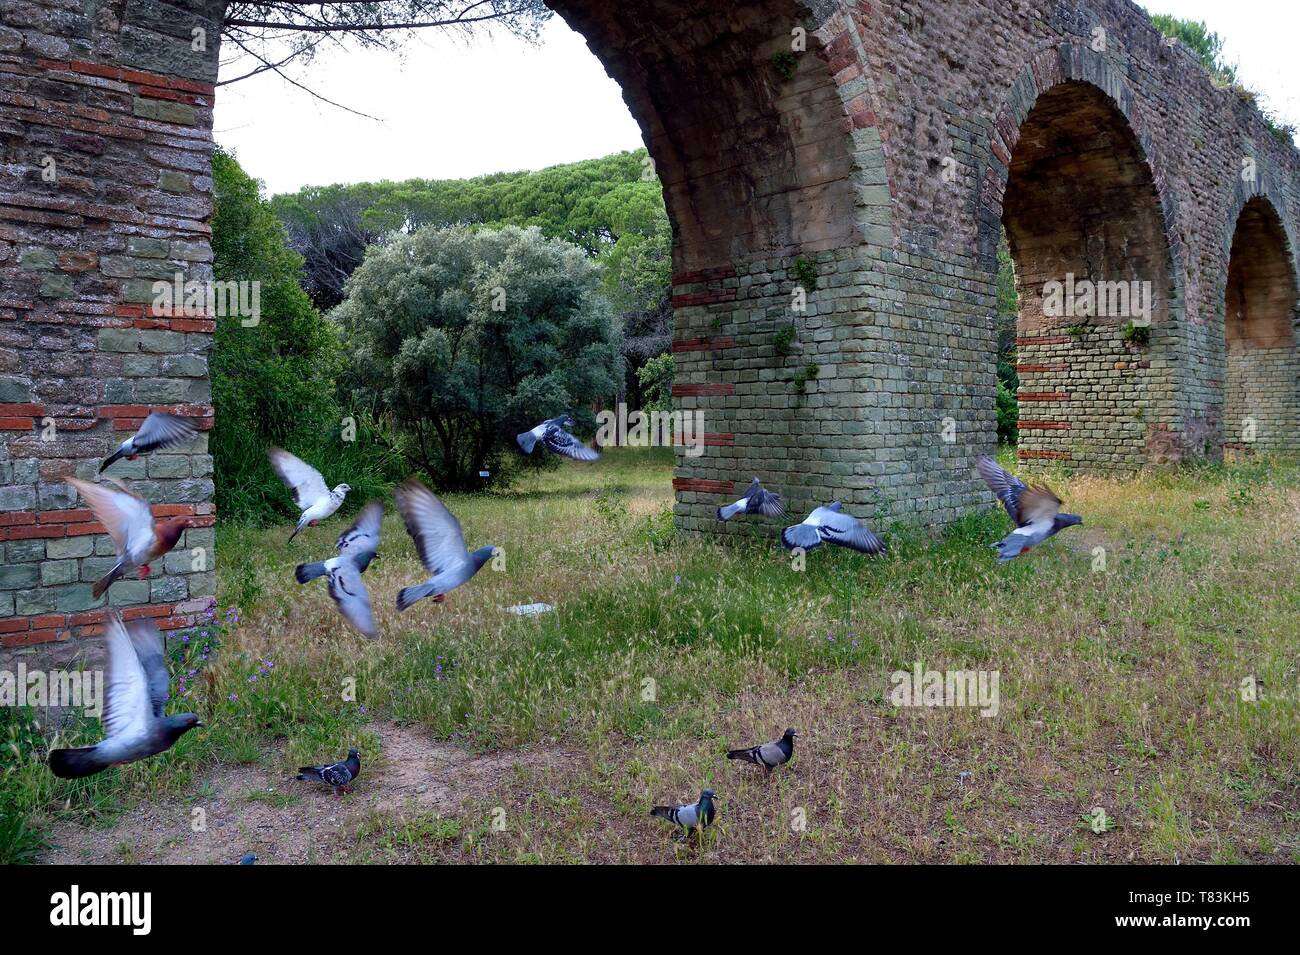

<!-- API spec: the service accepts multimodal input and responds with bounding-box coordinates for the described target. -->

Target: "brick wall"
[0,0,223,652]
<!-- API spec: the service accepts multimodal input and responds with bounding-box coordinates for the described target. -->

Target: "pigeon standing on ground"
[976,455,1083,562]
[65,478,189,598]
[727,728,797,773]
[295,501,383,638]
[268,447,351,543]
[650,789,717,838]
[99,411,197,474]
[296,748,361,798]
[780,501,887,555]
[394,477,496,611]
[717,477,785,521]
[516,415,599,461]
[48,615,202,778]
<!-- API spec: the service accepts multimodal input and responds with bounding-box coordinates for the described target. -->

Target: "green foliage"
[793,256,818,292]
[772,323,796,358]
[793,362,820,395]
[996,377,1019,445]
[1121,321,1152,346]
[332,224,622,489]
[210,148,400,525]
[635,352,674,415]
[771,50,797,81]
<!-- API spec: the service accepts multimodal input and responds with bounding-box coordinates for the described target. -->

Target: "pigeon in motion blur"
[295,501,383,638]
[651,789,717,838]
[99,411,197,474]
[48,615,202,779]
[976,455,1082,562]
[65,477,188,597]
[727,728,797,773]
[237,853,257,865]
[394,478,494,610]
[516,415,599,461]
[717,477,785,521]
[296,747,360,798]
[780,501,887,555]
[268,447,351,543]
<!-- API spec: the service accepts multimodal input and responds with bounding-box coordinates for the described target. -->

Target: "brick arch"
[1221,193,1300,451]
[978,44,1183,469]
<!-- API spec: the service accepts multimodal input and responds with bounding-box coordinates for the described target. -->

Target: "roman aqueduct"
[1,0,1298,648]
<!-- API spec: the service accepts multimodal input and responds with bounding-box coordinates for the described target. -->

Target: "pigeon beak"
[196,720,205,728]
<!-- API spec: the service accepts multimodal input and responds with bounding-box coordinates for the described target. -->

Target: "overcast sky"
[213,2,1300,197]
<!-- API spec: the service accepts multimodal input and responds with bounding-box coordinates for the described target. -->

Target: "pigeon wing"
[327,564,377,638]
[543,427,600,461]
[67,478,154,558]
[124,618,170,720]
[101,615,155,744]
[267,448,329,509]
[1019,485,1062,529]
[134,412,196,453]
[818,508,887,555]
[977,455,1028,525]
[395,478,468,575]
[336,500,382,568]
[754,486,785,518]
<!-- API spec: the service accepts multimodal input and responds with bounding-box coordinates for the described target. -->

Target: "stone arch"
[979,45,1181,470]
[1221,193,1300,451]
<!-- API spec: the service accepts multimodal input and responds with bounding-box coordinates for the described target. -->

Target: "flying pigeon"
[976,455,1082,562]
[727,728,797,773]
[394,477,495,611]
[99,411,197,474]
[780,501,887,555]
[65,477,188,598]
[650,789,717,838]
[516,415,599,462]
[294,501,384,638]
[717,477,785,521]
[48,615,202,778]
[268,447,351,543]
[296,747,360,798]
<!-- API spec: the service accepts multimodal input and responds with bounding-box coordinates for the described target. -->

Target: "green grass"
[5,446,1300,863]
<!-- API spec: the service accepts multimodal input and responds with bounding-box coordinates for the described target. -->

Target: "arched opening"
[1000,81,1173,469]
[1223,197,1300,451]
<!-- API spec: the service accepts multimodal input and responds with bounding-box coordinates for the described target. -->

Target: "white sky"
[213,2,1299,196]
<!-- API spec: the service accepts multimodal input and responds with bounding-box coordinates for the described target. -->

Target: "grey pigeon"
[238,853,257,865]
[48,615,202,778]
[780,501,887,555]
[394,478,495,610]
[727,728,797,773]
[268,447,351,543]
[295,501,382,638]
[296,747,360,798]
[516,415,599,461]
[717,477,785,521]
[651,789,717,838]
[976,456,1082,562]
[99,411,197,474]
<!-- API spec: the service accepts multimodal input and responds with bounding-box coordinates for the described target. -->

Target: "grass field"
[4,446,1300,864]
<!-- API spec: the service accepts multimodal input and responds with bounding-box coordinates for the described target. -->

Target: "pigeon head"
[700,789,716,801]
[157,518,189,550]
[334,483,352,498]
[783,728,798,740]
[348,747,361,758]
[470,545,498,568]
[1056,513,1083,529]
[161,713,203,744]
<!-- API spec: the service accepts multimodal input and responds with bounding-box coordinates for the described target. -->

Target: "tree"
[210,148,398,523]
[332,224,623,488]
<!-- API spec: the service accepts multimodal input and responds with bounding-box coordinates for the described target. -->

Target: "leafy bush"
[332,224,623,489]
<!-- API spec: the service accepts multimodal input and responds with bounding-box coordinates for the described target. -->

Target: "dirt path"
[41,723,579,865]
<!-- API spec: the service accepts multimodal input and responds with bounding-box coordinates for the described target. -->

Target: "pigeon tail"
[295,767,324,781]
[49,745,109,779]
[91,562,126,599]
[781,524,821,551]
[295,561,328,584]
[717,501,744,521]
[287,520,307,544]
[516,431,539,454]
[726,746,759,764]
[396,581,440,612]
[99,447,128,474]
[649,806,676,822]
